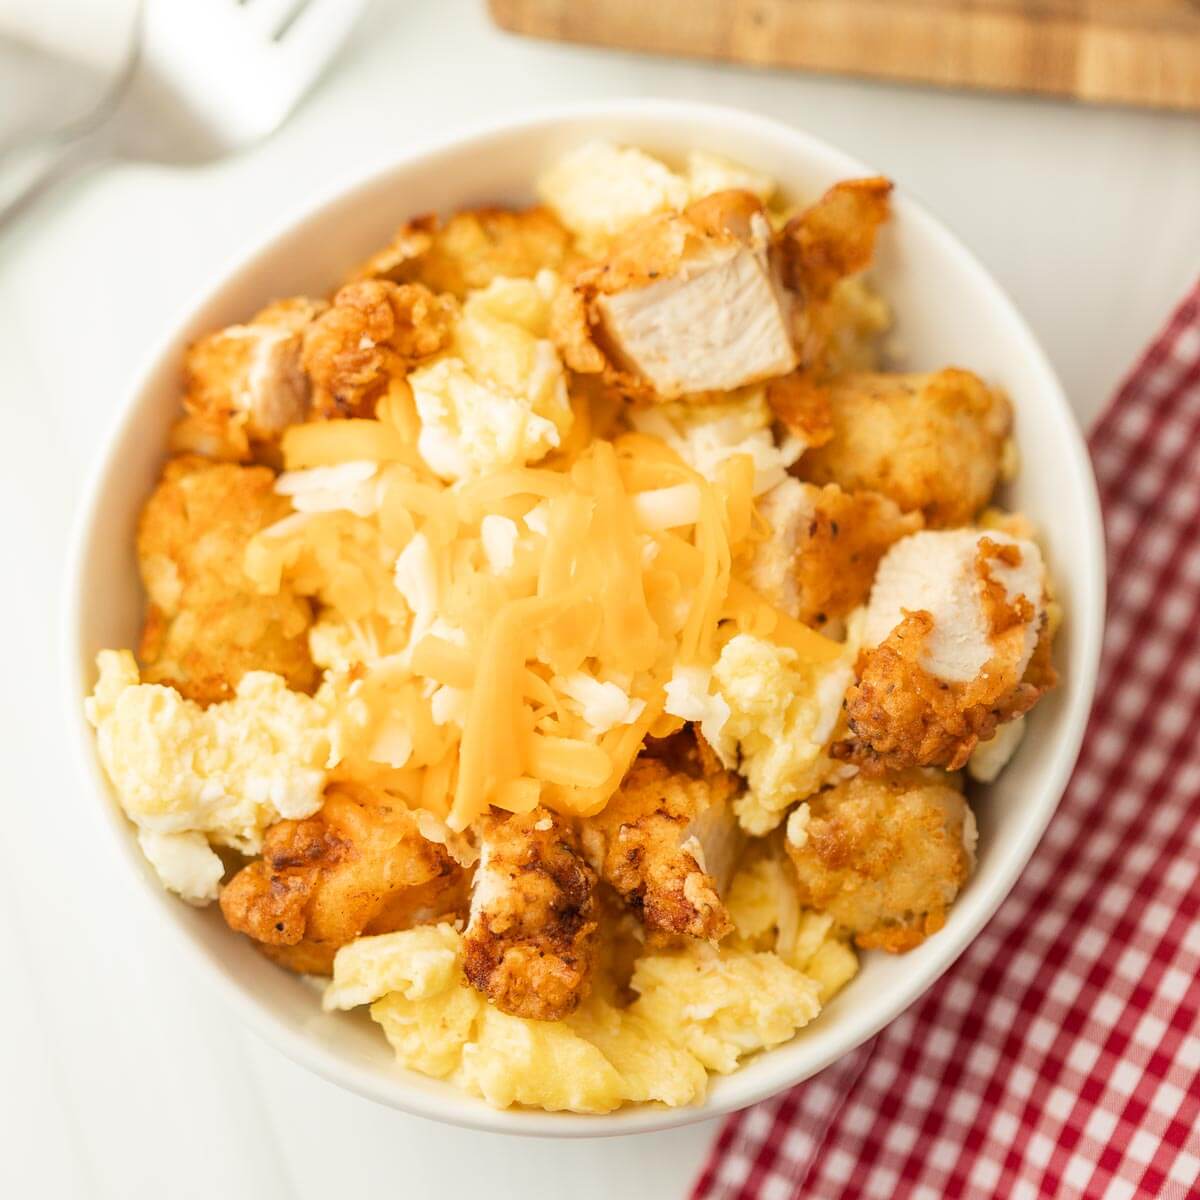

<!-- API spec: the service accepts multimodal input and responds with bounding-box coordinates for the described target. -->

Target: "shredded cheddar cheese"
[237,280,840,831]
[282,417,424,471]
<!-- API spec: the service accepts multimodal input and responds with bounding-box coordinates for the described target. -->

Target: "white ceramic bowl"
[64,99,1105,1137]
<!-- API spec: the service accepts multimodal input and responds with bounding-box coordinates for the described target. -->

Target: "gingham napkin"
[693,284,1200,1200]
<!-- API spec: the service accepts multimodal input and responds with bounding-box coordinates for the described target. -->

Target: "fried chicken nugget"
[838,612,1054,774]
[463,807,598,1021]
[798,369,1012,528]
[351,206,572,298]
[779,177,893,301]
[765,371,835,449]
[220,782,466,975]
[580,738,742,942]
[834,530,1055,773]
[173,297,326,463]
[777,177,893,370]
[136,456,315,704]
[301,279,456,419]
[785,772,975,953]
[553,190,796,401]
[747,478,923,629]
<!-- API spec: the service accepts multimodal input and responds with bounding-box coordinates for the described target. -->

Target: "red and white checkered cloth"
[693,283,1200,1200]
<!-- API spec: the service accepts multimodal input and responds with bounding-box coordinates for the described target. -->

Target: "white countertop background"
[2,3,1198,1196]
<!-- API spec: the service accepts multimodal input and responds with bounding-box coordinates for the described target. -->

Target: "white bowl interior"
[65,101,1104,1137]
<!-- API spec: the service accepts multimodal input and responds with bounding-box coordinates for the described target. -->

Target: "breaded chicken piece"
[799,369,1012,528]
[172,297,326,463]
[777,177,893,371]
[555,190,796,400]
[835,530,1055,772]
[136,456,315,704]
[463,807,598,1021]
[641,725,730,790]
[746,477,923,629]
[765,371,835,449]
[301,280,455,419]
[580,748,740,943]
[350,206,572,298]
[785,772,975,952]
[220,782,466,975]
[839,613,1055,775]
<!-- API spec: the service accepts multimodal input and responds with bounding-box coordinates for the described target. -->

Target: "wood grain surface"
[489,0,1200,110]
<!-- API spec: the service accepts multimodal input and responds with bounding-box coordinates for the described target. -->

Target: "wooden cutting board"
[488,0,1200,111]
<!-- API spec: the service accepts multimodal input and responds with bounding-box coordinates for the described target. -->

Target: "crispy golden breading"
[584,189,767,295]
[641,726,730,784]
[835,610,1055,774]
[136,456,315,704]
[219,782,466,975]
[798,369,1013,528]
[173,297,326,463]
[766,371,835,449]
[463,807,598,1021]
[747,478,920,628]
[778,177,892,370]
[301,280,455,419]
[779,177,893,301]
[350,206,572,298]
[791,483,923,628]
[551,283,632,391]
[581,752,740,943]
[785,772,973,952]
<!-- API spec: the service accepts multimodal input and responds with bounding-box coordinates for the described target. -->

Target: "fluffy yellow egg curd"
[321,862,857,1114]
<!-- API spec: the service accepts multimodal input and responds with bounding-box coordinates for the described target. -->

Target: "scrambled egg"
[323,923,461,1010]
[537,141,691,255]
[628,388,804,496]
[684,150,776,205]
[86,649,333,898]
[325,918,835,1112]
[726,854,859,1002]
[712,634,854,835]
[823,277,893,374]
[630,945,820,1076]
[537,142,778,256]
[409,271,573,480]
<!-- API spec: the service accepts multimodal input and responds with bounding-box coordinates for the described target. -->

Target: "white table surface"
[2,3,1198,1197]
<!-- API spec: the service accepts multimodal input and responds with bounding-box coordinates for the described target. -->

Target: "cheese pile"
[239,323,844,834]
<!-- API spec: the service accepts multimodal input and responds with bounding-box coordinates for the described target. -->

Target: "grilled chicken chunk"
[220,782,466,975]
[785,771,975,953]
[581,732,742,941]
[835,528,1054,772]
[136,456,315,704]
[558,190,797,399]
[462,807,599,1021]
[174,297,325,461]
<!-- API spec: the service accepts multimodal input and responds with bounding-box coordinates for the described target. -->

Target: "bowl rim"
[62,97,1106,1138]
